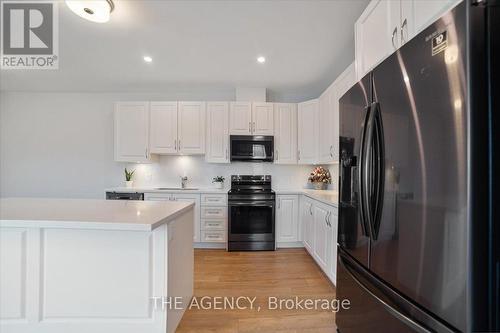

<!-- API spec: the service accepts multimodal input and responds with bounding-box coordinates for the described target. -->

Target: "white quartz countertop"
[105,187,228,194]
[275,189,338,207]
[105,187,338,206]
[0,198,194,231]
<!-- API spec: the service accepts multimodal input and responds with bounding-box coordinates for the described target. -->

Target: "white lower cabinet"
[301,196,338,285]
[144,193,201,242]
[328,209,339,282]
[302,197,315,254]
[313,203,329,272]
[200,193,227,244]
[276,195,300,244]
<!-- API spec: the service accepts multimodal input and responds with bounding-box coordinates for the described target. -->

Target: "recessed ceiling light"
[66,0,114,23]
[143,56,153,63]
[257,56,266,64]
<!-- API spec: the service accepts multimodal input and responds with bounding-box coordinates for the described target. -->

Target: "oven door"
[230,135,274,162]
[228,201,275,242]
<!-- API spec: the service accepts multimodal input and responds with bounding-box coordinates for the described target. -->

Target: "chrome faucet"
[180,176,188,189]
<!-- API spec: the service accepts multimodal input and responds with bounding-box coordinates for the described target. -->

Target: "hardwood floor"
[176,248,337,333]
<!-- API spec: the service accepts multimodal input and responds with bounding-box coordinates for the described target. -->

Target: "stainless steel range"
[228,175,275,251]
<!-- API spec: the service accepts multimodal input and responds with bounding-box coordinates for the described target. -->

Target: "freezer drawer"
[336,249,456,333]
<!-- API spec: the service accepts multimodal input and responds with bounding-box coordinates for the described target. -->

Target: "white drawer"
[201,219,226,231]
[201,194,227,206]
[201,230,226,242]
[201,206,227,219]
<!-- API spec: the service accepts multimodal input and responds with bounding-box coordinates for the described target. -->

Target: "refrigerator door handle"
[361,104,376,239]
[358,105,372,239]
[339,254,431,333]
[370,102,385,240]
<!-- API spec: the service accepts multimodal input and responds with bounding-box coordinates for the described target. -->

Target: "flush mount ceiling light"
[257,56,266,64]
[143,56,153,63]
[66,0,115,23]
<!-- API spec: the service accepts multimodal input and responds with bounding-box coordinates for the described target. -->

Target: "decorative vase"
[312,182,326,190]
[125,180,133,188]
[214,181,223,189]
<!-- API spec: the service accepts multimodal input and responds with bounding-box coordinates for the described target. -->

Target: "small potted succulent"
[308,166,331,190]
[212,176,225,189]
[124,168,135,188]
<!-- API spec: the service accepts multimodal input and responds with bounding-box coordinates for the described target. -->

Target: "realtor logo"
[1,1,58,69]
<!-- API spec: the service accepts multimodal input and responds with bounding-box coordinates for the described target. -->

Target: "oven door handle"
[229,202,275,207]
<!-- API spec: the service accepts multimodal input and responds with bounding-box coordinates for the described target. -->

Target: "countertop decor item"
[124,167,135,188]
[212,176,225,189]
[308,166,331,190]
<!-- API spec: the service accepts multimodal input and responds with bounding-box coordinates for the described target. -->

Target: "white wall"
[0,92,338,199]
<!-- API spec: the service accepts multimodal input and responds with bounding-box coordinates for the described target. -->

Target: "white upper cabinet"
[229,102,252,135]
[330,63,356,163]
[149,102,178,154]
[252,102,274,135]
[355,0,461,79]
[274,103,297,164]
[297,99,319,164]
[229,102,273,135]
[114,102,151,163]
[318,86,334,164]
[178,102,206,155]
[206,102,229,163]
[410,0,460,36]
[276,195,300,243]
[355,0,399,79]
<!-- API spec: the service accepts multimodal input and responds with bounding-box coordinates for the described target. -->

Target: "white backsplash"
[126,156,339,191]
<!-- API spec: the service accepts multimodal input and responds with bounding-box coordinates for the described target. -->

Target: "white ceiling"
[0,0,369,101]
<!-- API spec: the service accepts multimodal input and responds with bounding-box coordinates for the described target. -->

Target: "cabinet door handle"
[249,122,252,133]
[226,148,228,160]
[329,145,333,158]
[276,150,279,161]
[298,150,301,161]
[174,139,177,151]
[309,205,313,215]
[178,140,181,150]
[391,26,398,49]
[145,148,148,159]
[401,18,407,44]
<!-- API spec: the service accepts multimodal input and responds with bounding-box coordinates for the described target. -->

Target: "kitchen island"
[0,198,194,333]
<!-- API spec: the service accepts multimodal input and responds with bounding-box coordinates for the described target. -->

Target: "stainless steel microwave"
[230,135,274,162]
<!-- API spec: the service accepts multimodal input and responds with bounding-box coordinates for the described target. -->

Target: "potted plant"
[124,168,135,188]
[212,176,225,189]
[308,166,331,190]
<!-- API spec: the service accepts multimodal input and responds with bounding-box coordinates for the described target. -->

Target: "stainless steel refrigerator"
[337,1,499,332]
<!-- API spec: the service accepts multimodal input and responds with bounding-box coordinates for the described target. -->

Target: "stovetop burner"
[228,175,273,195]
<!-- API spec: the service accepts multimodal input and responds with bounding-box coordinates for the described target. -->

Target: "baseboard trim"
[276,241,304,248]
[194,242,226,249]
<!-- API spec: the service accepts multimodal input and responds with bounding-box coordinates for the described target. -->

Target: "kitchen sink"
[154,187,199,191]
